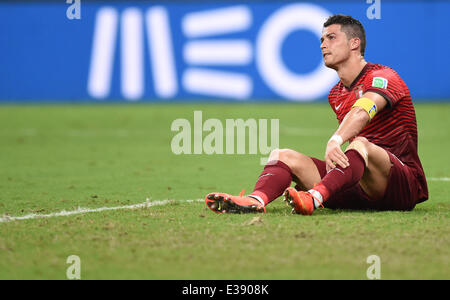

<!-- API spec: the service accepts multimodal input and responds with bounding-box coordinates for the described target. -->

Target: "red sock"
[251,160,292,205]
[315,150,365,202]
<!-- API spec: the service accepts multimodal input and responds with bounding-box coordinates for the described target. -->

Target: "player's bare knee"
[268,148,280,161]
[269,148,296,169]
[352,136,369,145]
[346,137,369,166]
[271,148,292,164]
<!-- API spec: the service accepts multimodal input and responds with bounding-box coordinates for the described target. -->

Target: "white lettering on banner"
[256,3,337,100]
[88,6,177,100]
[184,40,252,66]
[182,5,252,38]
[87,4,338,100]
[121,8,144,100]
[181,6,253,99]
[87,7,118,99]
[146,7,178,99]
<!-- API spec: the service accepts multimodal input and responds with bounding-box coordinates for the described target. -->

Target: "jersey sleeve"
[364,68,408,107]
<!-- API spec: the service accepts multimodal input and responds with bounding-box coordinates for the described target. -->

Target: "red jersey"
[328,63,428,203]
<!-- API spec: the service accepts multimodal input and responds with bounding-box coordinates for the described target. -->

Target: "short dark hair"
[323,14,366,57]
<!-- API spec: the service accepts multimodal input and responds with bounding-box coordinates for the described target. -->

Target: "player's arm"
[325,92,388,171]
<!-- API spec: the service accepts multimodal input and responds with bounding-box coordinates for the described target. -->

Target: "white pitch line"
[428,177,450,182]
[2,177,447,223]
[0,198,204,223]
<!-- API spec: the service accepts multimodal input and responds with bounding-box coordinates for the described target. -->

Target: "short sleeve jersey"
[328,63,428,202]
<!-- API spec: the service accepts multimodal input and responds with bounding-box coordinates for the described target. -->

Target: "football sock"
[247,194,265,207]
[311,149,365,208]
[251,160,293,206]
[308,188,325,209]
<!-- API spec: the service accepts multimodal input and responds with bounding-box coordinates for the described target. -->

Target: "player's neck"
[337,57,367,88]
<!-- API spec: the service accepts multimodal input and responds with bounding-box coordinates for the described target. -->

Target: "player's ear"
[350,37,360,52]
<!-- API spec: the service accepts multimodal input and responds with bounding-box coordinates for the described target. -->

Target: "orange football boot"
[205,189,266,214]
[284,187,323,215]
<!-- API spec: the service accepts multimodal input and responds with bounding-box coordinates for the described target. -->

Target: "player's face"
[320,24,352,69]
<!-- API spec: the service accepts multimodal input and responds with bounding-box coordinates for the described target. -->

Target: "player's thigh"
[269,148,322,190]
[355,139,392,200]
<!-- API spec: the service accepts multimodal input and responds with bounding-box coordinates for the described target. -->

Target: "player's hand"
[325,139,349,172]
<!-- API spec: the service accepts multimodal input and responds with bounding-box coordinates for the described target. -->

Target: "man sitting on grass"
[205,14,428,215]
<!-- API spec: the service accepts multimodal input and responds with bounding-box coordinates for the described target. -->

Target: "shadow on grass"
[267,205,432,217]
[195,200,438,219]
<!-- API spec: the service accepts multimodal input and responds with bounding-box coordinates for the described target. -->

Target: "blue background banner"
[1,1,449,102]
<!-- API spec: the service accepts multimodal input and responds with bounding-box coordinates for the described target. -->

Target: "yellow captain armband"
[352,97,377,120]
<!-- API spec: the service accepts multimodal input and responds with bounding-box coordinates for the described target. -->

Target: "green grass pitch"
[0,103,448,279]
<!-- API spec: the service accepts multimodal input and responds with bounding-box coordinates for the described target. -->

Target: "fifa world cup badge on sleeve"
[372,77,388,89]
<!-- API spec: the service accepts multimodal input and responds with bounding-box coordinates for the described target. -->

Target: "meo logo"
[87,4,338,101]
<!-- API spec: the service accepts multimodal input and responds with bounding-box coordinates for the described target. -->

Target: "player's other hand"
[325,140,349,172]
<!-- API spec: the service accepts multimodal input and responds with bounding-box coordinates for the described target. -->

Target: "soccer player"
[205,14,428,215]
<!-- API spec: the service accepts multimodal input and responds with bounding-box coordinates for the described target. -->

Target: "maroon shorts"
[306,151,420,211]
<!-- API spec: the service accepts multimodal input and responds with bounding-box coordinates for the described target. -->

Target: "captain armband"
[352,97,377,120]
